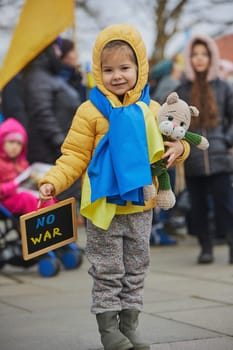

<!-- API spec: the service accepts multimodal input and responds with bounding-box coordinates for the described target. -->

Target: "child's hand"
[162,140,184,168]
[39,183,55,201]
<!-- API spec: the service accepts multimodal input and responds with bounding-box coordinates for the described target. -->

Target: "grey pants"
[85,210,153,314]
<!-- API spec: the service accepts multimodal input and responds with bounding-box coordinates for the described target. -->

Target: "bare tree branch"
[168,0,187,20]
[75,0,99,18]
[150,0,188,64]
[150,0,233,65]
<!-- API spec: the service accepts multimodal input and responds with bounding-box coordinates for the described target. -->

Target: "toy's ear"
[166,92,179,105]
[189,106,199,117]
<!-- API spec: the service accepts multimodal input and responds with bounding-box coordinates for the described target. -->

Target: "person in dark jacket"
[1,73,27,128]
[176,34,233,264]
[22,42,81,165]
[59,38,87,103]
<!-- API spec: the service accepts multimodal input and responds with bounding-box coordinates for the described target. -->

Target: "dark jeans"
[186,173,233,248]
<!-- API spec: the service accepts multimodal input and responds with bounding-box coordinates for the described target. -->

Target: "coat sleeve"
[173,140,190,164]
[39,102,97,196]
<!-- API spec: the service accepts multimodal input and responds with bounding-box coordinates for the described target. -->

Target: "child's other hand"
[162,140,184,168]
[39,183,55,201]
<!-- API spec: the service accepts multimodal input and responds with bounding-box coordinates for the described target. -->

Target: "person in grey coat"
[176,34,233,264]
[22,42,81,164]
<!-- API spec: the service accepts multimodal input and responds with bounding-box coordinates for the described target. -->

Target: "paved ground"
[1,227,233,350]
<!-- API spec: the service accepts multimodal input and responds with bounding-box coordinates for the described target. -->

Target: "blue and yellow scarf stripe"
[80,96,164,230]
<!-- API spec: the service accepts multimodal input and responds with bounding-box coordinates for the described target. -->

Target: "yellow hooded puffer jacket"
[39,24,189,228]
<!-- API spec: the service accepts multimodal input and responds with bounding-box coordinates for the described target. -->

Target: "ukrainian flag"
[0,0,75,90]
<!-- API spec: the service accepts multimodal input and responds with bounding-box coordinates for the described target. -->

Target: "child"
[0,118,56,214]
[39,24,190,350]
[0,117,39,214]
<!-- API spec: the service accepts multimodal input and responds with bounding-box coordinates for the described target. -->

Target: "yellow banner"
[0,0,75,90]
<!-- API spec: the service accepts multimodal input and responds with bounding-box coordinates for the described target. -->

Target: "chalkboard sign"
[20,197,77,260]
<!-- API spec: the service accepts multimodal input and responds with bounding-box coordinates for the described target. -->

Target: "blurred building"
[215,33,233,62]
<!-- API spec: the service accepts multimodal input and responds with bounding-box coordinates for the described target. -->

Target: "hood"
[183,34,220,81]
[92,23,149,106]
[0,118,27,160]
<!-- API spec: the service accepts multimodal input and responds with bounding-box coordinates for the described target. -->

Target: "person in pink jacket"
[0,117,39,214]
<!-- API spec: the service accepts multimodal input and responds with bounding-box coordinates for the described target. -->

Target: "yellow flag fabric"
[80,101,165,230]
[0,0,75,90]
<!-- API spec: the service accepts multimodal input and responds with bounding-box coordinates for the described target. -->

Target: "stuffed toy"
[151,92,209,210]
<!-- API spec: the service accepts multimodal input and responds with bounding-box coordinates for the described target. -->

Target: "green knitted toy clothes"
[151,159,171,191]
[185,131,202,146]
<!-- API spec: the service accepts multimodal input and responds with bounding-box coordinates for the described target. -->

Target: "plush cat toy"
[151,92,209,210]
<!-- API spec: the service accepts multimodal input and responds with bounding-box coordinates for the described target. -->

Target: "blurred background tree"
[150,0,233,65]
[0,0,232,67]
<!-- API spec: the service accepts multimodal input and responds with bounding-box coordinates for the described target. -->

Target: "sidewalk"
[1,227,233,350]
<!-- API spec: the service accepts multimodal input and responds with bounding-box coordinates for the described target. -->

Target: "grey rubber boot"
[96,311,133,350]
[119,309,150,350]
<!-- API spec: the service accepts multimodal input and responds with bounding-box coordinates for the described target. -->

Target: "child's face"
[101,45,138,97]
[191,43,210,73]
[3,140,23,159]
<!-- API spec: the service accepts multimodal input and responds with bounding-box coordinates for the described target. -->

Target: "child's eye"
[122,66,130,70]
[167,115,173,121]
[103,68,112,73]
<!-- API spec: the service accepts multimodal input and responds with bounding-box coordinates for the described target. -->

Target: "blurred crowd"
[0,38,87,276]
[0,31,233,275]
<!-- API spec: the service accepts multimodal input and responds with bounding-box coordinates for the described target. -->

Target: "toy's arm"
[151,159,170,190]
[185,131,209,150]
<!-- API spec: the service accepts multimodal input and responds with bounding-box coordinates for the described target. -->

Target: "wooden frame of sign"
[20,197,78,260]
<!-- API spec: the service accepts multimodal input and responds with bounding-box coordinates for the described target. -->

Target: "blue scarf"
[88,84,153,206]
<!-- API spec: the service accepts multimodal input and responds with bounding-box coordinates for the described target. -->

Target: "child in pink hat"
[0,118,42,214]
